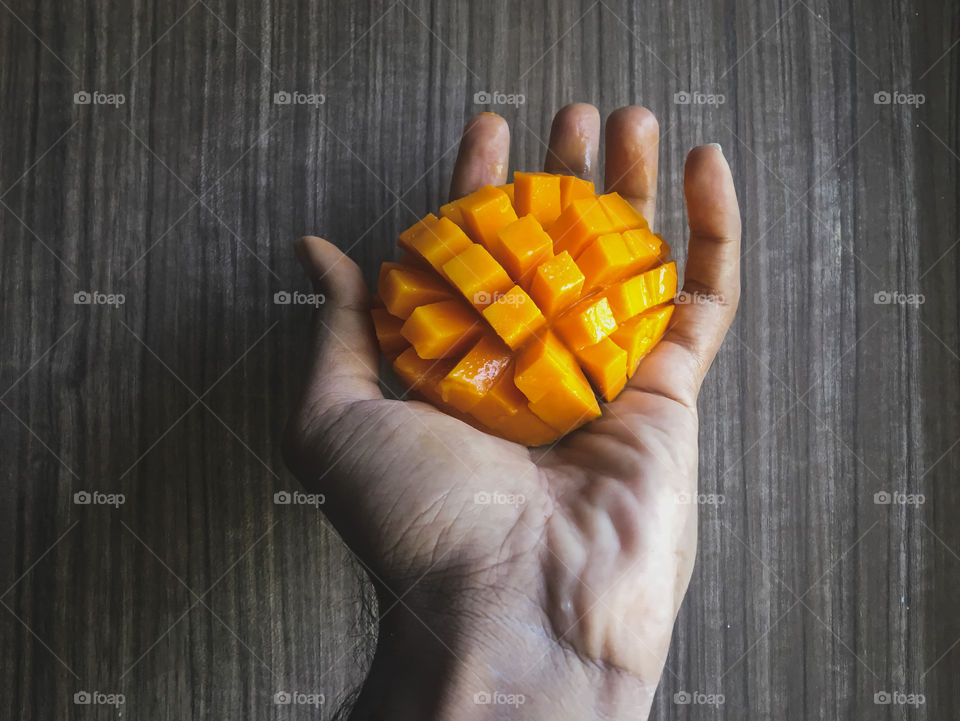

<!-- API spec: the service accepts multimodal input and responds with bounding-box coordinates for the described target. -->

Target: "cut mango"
[373,175,677,445]
[400,299,483,359]
[610,305,675,375]
[514,172,562,227]
[481,285,547,350]
[575,337,628,401]
[406,216,473,273]
[549,197,618,258]
[559,176,595,208]
[381,265,454,319]
[496,215,554,288]
[371,308,407,356]
[442,243,514,310]
[458,185,518,252]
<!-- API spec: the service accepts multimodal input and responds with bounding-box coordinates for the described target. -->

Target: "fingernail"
[708,142,723,155]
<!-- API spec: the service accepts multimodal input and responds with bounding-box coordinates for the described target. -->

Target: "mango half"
[371,172,677,446]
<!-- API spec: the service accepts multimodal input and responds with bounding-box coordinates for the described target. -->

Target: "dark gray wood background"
[1,0,957,718]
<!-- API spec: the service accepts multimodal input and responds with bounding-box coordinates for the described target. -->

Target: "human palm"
[284,104,740,718]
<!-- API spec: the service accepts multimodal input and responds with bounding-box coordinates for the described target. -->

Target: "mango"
[373,175,677,445]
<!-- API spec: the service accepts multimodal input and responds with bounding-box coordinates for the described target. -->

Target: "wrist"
[346,585,658,721]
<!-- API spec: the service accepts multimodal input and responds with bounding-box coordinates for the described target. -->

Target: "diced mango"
[515,331,600,432]
[440,200,466,228]
[438,335,513,412]
[576,232,635,292]
[549,197,617,258]
[622,229,667,273]
[610,305,675,375]
[392,347,457,404]
[407,216,473,273]
[528,251,585,317]
[381,266,454,319]
[398,213,441,251]
[496,215,554,288]
[458,185,519,251]
[513,172,562,227]
[559,175,595,208]
[598,193,649,232]
[442,244,514,310]
[481,285,546,350]
[603,261,677,322]
[371,308,407,355]
[575,338,628,401]
[400,299,484,359]
[375,172,678,445]
[554,297,618,351]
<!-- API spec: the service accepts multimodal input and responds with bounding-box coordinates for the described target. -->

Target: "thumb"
[290,236,383,422]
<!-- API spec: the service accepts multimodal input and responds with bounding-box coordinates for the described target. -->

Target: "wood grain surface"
[0,0,957,718]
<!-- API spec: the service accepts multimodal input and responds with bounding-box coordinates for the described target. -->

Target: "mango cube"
[400,299,484,359]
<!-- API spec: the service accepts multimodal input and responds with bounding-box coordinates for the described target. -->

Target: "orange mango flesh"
[373,176,677,445]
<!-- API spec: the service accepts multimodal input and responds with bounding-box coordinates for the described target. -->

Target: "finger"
[604,106,660,227]
[290,236,383,418]
[543,103,601,181]
[629,144,741,406]
[449,113,510,201]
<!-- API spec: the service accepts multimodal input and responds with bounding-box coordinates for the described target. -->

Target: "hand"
[284,103,741,720]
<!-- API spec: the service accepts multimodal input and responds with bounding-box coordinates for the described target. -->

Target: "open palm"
[284,103,740,719]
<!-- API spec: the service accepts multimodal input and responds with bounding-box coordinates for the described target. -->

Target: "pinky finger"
[629,144,741,406]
